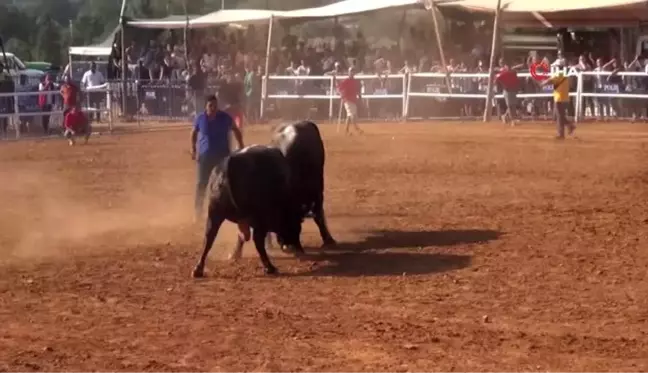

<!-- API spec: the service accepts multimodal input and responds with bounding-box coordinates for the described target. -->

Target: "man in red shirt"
[337,67,363,134]
[219,74,245,131]
[60,75,79,116]
[494,61,521,125]
[63,105,92,146]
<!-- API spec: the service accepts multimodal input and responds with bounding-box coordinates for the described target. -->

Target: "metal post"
[483,0,503,122]
[119,0,128,125]
[261,15,274,120]
[575,71,583,124]
[13,92,20,139]
[183,0,189,68]
[425,0,452,96]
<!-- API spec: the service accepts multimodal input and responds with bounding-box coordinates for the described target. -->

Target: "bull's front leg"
[192,210,224,278]
[252,227,278,275]
[313,194,336,247]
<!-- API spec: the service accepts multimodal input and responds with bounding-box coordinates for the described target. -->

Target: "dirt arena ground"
[1,121,648,371]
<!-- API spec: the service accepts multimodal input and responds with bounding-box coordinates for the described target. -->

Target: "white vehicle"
[0,52,45,88]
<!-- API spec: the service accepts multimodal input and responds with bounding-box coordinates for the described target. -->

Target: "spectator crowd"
[4,22,648,140]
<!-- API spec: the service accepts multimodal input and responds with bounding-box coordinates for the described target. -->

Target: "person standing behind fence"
[243,65,259,124]
[190,94,244,220]
[38,74,55,135]
[337,67,363,135]
[0,63,12,138]
[60,75,79,115]
[219,73,245,130]
[540,71,575,140]
[188,61,206,117]
[80,62,105,123]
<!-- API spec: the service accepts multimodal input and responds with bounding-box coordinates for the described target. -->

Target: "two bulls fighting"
[192,121,336,277]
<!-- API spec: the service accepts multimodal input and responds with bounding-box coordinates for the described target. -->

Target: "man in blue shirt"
[190,94,244,219]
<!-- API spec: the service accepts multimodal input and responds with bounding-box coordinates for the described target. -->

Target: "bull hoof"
[264,266,278,275]
[192,267,205,278]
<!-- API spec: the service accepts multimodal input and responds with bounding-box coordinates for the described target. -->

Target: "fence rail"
[2,71,648,139]
[0,85,112,139]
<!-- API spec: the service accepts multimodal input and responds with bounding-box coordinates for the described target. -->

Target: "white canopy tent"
[69,25,120,57]
[436,0,648,27]
[189,9,289,28]
[124,0,425,29]
[125,14,200,29]
[431,0,648,120]
[280,0,423,19]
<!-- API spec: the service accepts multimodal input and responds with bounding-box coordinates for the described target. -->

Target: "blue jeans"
[195,153,225,217]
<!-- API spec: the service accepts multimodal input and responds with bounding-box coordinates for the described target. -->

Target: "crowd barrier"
[262,74,407,120]
[263,71,648,122]
[3,71,648,140]
[0,85,112,139]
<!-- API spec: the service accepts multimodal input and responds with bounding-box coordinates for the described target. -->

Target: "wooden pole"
[429,3,452,95]
[483,0,502,122]
[261,15,274,120]
[119,0,128,122]
[183,0,189,69]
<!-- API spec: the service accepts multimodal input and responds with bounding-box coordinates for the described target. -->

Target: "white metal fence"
[0,85,112,139]
[261,73,407,120]
[3,71,648,140]
[262,71,648,122]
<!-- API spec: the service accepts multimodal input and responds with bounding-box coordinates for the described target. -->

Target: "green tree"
[34,15,63,64]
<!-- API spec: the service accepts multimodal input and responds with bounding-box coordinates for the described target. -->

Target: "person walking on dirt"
[337,67,364,135]
[190,94,245,220]
[63,105,92,146]
[494,59,523,126]
[539,70,575,139]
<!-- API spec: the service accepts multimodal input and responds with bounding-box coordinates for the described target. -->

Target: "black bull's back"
[225,145,291,217]
[271,121,325,205]
[270,121,336,248]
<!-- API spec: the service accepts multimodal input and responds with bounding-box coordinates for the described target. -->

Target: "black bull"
[192,145,303,276]
[192,121,336,276]
[267,120,336,249]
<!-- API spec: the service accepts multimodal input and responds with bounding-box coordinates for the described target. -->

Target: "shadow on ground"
[329,229,502,252]
[292,229,500,277]
[296,252,471,277]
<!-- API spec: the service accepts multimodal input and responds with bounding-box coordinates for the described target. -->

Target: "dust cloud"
[0,166,210,263]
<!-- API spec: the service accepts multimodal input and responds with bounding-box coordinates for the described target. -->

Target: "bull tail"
[224,156,244,212]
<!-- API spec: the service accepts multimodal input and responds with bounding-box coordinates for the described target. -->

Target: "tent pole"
[183,0,189,69]
[119,0,128,123]
[68,20,74,78]
[429,2,452,96]
[483,0,502,122]
[261,15,274,120]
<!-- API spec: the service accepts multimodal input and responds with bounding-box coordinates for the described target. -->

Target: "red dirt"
[1,122,648,371]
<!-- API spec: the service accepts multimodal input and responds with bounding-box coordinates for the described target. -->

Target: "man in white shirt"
[80,62,105,122]
[295,60,310,76]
